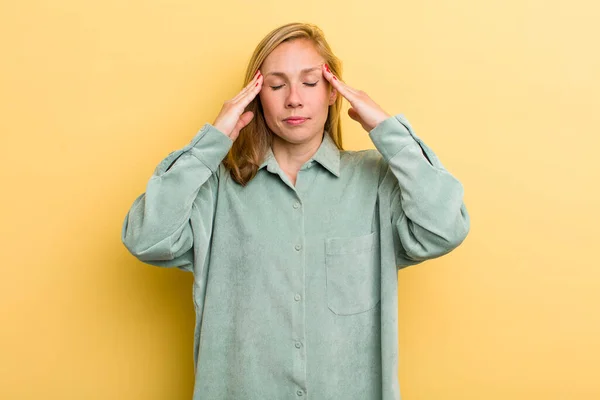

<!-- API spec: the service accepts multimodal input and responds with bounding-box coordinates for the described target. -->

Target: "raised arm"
[121,124,232,272]
[370,114,470,268]
[122,68,265,272]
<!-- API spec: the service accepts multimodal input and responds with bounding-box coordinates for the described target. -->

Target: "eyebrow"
[264,65,322,78]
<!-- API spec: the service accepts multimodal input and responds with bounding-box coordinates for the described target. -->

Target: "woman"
[122,22,470,400]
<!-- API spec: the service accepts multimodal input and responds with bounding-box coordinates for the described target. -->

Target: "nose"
[285,83,303,109]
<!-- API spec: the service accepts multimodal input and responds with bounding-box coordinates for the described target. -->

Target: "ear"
[328,87,338,106]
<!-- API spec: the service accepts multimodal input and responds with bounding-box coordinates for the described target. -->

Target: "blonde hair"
[223,22,344,186]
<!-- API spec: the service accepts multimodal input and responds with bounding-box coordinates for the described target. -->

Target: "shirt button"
[295,244,302,251]
[295,341,302,348]
[293,201,300,209]
[294,294,301,301]
[297,389,304,396]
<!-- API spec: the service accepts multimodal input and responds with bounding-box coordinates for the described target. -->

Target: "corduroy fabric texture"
[122,114,470,400]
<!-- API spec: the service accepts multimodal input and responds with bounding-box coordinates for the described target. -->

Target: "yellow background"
[1,0,599,398]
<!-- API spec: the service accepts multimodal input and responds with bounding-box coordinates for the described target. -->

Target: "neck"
[271,131,324,181]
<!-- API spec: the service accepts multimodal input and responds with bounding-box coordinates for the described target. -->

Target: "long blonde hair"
[223,22,344,186]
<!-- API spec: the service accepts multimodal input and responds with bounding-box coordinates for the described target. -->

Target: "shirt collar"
[258,130,340,177]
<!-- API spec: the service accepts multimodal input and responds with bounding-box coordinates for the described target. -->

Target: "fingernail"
[255,82,259,86]
[333,76,337,80]
[325,64,330,72]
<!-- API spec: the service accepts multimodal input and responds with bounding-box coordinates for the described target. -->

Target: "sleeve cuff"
[187,123,233,172]
[369,114,442,168]
[368,114,416,161]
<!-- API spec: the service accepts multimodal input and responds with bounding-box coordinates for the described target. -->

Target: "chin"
[277,134,310,144]
[273,129,313,144]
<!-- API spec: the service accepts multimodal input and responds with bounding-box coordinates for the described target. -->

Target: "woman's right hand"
[212,70,263,141]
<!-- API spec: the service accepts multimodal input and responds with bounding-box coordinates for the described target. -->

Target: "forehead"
[262,39,324,77]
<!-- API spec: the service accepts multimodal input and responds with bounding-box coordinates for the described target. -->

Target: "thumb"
[231,111,254,140]
[348,107,361,122]
[348,107,371,132]
[238,110,255,128]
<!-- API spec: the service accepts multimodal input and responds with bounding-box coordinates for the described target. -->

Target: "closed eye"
[270,82,318,91]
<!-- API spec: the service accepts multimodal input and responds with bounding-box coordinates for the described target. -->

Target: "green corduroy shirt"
[121,114,470,400]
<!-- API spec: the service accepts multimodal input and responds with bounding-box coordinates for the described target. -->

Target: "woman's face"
[258,38,337,145]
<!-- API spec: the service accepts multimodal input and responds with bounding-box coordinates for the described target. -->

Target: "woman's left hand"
[322,63,392,133]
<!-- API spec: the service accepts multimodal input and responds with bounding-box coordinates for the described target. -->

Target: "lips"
[284,117,307,121]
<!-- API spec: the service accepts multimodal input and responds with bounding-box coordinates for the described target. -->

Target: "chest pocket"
[325,232,381,315]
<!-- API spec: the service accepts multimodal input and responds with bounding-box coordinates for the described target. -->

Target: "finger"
[240,74,263,105]
[233,74,263,113]
[231,110,255,140]
[238,110,254,129]
[348,107,362,122]
[231,72,261,103]
[232,71,262,103]
[322,64,359,101]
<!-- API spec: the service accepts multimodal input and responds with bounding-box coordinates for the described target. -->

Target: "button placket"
[289,194,307,398]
